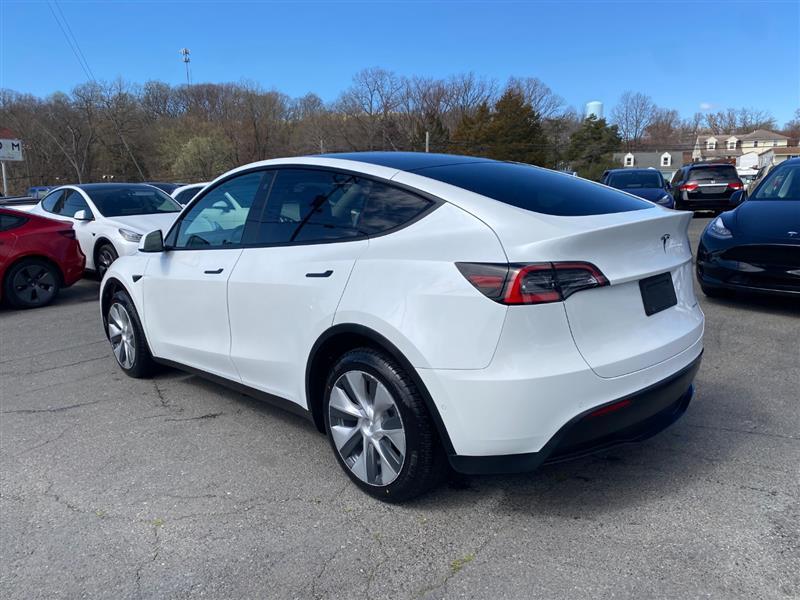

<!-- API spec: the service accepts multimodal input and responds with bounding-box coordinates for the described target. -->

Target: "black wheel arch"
[305,323,455,455]
[93,238,116,267]
[100,277,131,337]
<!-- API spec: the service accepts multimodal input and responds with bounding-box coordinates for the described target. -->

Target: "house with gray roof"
[611,150,687,180]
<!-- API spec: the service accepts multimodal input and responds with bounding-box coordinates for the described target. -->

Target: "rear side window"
[252,169,432,244]
[0,213,27,232]
[688,166,738,181]
[174,187,201,205]
[414,162,653,216]
[41,190,64,213]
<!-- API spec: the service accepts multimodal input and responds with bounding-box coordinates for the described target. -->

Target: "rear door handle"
[204,268,224,274]
[306,270,333,278]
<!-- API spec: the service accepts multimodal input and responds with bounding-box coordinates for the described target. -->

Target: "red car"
[0,208,85,308]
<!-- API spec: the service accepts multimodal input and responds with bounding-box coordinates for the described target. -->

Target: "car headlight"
[707,216,732,239]
[118,228,143,243]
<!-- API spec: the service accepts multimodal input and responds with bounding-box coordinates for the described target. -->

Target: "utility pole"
[179,48,191,85]
[1,162,7,197]
[425,130,430,153]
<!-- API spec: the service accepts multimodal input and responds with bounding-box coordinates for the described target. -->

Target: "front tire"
[106,291,156,378]
[96,243,118,279]
[3,258,61,309]
[323,348,446,502]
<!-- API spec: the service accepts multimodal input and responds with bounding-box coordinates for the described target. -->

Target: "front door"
[141,170,271,379]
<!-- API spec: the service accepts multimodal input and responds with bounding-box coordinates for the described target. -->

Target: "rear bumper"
[448,355,700,474]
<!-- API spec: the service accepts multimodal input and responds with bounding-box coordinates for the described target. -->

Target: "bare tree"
[611,91,657,149]
[506,76,566,119]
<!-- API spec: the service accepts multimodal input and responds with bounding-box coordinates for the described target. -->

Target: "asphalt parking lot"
[1,217,798,600]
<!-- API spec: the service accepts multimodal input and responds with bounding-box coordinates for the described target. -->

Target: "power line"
[45,0,146,181]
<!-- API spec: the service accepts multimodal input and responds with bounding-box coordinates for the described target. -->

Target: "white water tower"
[585,100,603,120]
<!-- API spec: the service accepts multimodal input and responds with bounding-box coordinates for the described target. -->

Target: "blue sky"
[2,0,798,124]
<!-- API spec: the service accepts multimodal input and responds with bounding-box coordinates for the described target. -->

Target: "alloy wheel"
[12,265,57,306]
[108,303,136,369]
[328,370,407,486]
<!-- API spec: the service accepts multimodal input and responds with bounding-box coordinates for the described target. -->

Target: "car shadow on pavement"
[699,292,799,317]
[160,367,757,515]
[0,278,99,315]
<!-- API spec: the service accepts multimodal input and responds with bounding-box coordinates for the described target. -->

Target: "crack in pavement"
[2,399,104,415]
[163,412,224,422]
[0,354,110,377]
[12,425,76,457]
[686,423,800,441]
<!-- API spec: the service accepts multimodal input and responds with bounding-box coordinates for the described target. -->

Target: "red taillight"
[588,399,632,418]
[58,229,76,239]
[457,261,608,305]
[727,181,743,190]
[679,181,699,192]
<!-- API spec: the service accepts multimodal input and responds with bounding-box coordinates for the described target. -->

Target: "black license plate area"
[639,272,677,316]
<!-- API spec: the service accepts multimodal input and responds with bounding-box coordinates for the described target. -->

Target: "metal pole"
[1,162,7,197]
[425,131,430,153]
[320,139,324,154]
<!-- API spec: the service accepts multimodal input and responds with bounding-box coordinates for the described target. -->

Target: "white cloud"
[699,102,714,111]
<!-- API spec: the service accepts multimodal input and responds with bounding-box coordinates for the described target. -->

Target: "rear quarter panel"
[335,202,509,369]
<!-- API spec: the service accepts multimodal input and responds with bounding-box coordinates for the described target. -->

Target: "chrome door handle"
[204,268,224,274]
[306,270,333,278]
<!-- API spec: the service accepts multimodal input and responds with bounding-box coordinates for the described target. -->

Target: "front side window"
[752,164,800,201]
[173,172,267,248]
[41,189,64,213]
[59,190,93,219]
[252,169,433,244]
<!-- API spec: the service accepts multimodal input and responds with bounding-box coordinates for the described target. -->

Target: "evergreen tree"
[566,115,622,180]
[450,102,492,156]
[411,110,450,152]
[483,89,547,165]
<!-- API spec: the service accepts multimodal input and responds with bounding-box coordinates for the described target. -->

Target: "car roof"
[319,152,493,171]
[605,168,660,174]
[72,183,163,191]
[687,163,735,168]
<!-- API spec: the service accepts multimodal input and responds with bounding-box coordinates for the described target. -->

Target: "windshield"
[607,171,663,189]
[752,164,800,201]
[88,187,182,217]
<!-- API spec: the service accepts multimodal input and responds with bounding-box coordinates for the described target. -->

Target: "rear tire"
[106,290,156,378]
[3,258,61,309]
[323,348,446,502]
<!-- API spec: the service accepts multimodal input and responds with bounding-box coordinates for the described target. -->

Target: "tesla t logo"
[661,233,671,252]
[789,231,798,237]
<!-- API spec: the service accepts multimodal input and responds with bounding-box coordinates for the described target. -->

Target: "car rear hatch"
[493,208,703,378]
[684,166,741,200]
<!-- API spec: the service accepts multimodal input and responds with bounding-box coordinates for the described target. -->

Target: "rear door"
[227,168,433,407]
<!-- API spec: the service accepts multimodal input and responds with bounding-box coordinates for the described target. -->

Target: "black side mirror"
[139,230,165,253]
[730,189,745,206]
[664,181,672,190]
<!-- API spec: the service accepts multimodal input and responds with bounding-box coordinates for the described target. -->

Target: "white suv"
[100,153,704,501]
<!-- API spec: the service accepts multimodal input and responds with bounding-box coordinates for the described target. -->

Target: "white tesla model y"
[100,153,704,501]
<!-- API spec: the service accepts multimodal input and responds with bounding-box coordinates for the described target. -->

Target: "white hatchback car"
[31,184,182,276]
[100,153,704,501]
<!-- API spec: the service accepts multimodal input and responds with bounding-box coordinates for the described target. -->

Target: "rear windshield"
[88,187,182,217]
[607,171,663,190]
[414,162,653,216]
[688,166,738,182]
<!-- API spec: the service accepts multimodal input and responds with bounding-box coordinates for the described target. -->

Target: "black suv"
[670,164,744,212]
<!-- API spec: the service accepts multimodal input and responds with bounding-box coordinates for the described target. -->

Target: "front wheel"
[96,243,118,279]
[3,258,61,309]
[323,348,446,502]
[106,291,156,378]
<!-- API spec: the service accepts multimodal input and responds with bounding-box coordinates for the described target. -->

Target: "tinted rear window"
[607,171,663,189]
[414,162,653,216]
[688,166,738,181]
